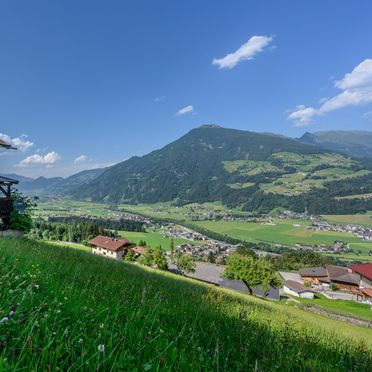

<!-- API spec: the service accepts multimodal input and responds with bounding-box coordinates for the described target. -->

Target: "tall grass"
[0,237,371,371]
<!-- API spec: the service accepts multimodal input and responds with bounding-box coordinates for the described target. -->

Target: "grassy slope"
[1,238,372,371]
[295,294,372,321]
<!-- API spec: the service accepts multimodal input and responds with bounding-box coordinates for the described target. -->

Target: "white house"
[283,280,314,299]
[88,235,132,260]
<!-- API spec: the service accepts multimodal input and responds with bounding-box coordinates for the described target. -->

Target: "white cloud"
[287,105,319,127]
[288,59,372,126]
[154,96,166,103]
[176,105,194,116]
[0,133,33,152]
[18,151,60,167]
[74,154,88,164]
[212,35,273,70]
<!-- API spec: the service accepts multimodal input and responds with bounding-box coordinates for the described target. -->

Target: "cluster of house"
[178,242,237,262]
[282,263,372,304]
[308,221,372,241]
[293,241,349,253]
[167,226,209,241]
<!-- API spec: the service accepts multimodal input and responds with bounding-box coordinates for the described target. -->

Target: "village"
[308,220,372,241]
[87,234,372,308]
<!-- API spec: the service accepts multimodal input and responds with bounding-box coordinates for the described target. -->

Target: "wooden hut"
[0,139,18,227]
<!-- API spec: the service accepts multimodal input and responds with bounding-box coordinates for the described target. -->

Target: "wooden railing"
[0,198,13,219]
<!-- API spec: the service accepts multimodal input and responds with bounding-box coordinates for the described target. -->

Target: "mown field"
[193,219,372,254]
[1,237,372,370]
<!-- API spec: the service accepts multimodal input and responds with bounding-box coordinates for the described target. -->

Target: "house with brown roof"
[299,266,328,285]
[326,265,360,292]
[88,235,132,260]
[131,246,148,257]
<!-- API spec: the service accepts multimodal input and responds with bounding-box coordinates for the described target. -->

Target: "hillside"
[0,237,371,370]
[9,167,106,197]
[74,125,372,214]
[300,131,372,159]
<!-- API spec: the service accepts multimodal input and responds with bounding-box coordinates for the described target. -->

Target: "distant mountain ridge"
[299,130,372,159]
[72,125,372,214]
[7,167,106,197]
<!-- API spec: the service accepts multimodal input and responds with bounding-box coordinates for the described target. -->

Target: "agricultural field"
[193,219,372,253]
[0,237,371,370]
[323,213,372,226]
[34,198,112,218]
[119,229,201,249]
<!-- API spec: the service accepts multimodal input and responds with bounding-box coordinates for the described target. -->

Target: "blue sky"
[1,0,372,177]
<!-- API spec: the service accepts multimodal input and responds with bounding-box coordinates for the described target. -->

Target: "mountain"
[74,125,372,214]
[299,130,372,159]
[8,167,107,197]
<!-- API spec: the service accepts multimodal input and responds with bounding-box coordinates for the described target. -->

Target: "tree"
[153,247,168,270]
[207,252,216,263]
[169,238,175,256]
[124,249,136,262]
[173,252,195,275]
[141,248,155,266]
[224,254,282,296]
[235,246,257,258]
[9,191,36,232]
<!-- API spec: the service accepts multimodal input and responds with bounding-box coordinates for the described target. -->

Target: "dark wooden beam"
[0,185,10,197]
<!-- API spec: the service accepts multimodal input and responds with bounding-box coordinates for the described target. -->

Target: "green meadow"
[193,219,372,253]
[0,237,371,370]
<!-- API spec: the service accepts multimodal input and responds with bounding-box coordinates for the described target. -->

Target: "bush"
[10,210,32,232]
[330,283,339,291]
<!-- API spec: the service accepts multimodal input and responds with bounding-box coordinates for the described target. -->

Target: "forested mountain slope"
[74,125,372,214]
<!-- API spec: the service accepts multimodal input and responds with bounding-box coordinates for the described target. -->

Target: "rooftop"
[88,235,131,251]
[349,263,372,281]
[299,266,327,277]
[284,280,313,294]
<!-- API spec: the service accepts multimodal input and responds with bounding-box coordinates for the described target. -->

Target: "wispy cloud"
[288,59,372,126]
[18,151,60,167]
[176,105,194,116]
[362,110,372,121]
[0,133,33,152]
[153,96,166,103]
[74,154,88,164]
[212,35,273,70]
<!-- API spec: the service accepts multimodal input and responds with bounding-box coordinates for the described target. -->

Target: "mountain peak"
[198,124,222,129]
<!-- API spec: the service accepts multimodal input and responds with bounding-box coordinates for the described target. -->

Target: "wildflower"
[34,285,39,290]
[9,311,14,317]
[56,309,61,314]
[98,344,105,352]
[15,276,19,280]
[64,297,68,301]
[99,323,104,329]
[1,317,9,323]
[79,338,83,344]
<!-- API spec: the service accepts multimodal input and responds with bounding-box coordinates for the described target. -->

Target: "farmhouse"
[283,280,314,299]
[89,235,132,260]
